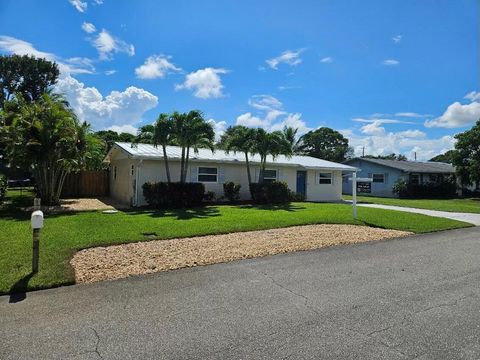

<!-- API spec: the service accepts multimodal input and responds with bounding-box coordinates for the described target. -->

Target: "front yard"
[344,195,480,213]
[0,189,472,294]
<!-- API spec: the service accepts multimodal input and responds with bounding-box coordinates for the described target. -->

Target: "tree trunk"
[180,146,185,182]
[183,146,190,183]
[162,144,171,183]
[245,152,252,185]
[259,156,267,183]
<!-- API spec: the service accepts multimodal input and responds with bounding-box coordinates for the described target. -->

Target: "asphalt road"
[2,226,480,360]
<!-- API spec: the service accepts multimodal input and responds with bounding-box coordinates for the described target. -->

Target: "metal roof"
[109,142,357,171]
[345,157,455,174]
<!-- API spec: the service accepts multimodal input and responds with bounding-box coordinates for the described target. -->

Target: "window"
[131,165,135,176]
[198,167,218,182]
[372,173,385,183]
[263,169,277,183]
[319,172,332,184]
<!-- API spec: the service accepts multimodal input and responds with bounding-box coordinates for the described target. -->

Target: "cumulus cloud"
[392,35,402,43]
[383,59,399,66]
[92,29,135,60]
[55,76,158,130]
[207,119,227,141]
[236,95,311,135]
[0,35,94,75]
[135,55,181,79]
[81,22,96,34]
[266,49,304,70]
[108,124,138,135]
[320,56,333,63]
[425,91,480,128]
[175,67,228,99]
[69,0,87,12]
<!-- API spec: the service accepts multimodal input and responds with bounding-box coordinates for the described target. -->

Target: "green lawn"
[0,189,472,295]
[343,195,480,213]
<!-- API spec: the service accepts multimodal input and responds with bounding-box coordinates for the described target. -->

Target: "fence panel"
[61,171,109,198]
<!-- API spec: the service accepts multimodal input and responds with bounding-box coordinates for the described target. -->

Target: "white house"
[105,142,357,206]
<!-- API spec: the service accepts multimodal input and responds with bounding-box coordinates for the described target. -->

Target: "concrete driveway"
[357,203,480,226]
[2,227,480,359]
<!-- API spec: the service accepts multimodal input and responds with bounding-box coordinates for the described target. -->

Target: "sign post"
[31,210,44,273]
[352,172,357,220]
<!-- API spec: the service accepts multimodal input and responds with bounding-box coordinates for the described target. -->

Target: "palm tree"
[252,128,293,182]
[182,110,215,183]
[171,111,188,182]
[219,125,256,185]
[136,124,155,144]
[152,113,173,183]
[2,93,89,205]
[282,126,301,153]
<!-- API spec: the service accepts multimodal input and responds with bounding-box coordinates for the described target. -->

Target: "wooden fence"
[61,170,109,198]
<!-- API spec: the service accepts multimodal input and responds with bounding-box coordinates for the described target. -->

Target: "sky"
[0,0,478,160]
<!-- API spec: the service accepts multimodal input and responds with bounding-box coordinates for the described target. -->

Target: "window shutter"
[278,168,283,181]
[331,172,335,184]
[384,173,389,184]
[190,166,198,182]
[218,167,225,183]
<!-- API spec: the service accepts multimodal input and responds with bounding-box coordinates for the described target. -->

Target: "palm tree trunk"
[259,156,266,183]
[245,152,252,185]
[162,144,171,183]
[184,146,190,183]
[180,146,185,182]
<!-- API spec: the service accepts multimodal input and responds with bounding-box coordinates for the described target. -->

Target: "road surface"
[2,227,480,359]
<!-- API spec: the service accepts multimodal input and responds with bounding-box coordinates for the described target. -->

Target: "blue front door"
[296,171,307,196]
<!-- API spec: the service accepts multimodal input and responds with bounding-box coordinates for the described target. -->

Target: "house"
[105,142,357,206]
[342,157,456,198]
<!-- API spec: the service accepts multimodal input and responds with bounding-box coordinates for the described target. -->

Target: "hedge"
[142,182,205,208]
[249,181,292,204]
[0,174,7,202]
[392,177,457,199]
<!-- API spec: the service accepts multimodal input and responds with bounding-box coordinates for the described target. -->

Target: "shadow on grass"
[238,203,307,212]
[125,206,222,220]
[8,272,35,303]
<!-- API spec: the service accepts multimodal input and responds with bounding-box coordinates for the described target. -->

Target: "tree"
[84,132,107,171]
[152,113,173,183]
[252,128,293,182]
[364,153,407,161]
[282,126,301,153]
[452,120,480,187]
[1,94,89,205]
[297,127,349,162]
[136,124,155,144]
[430,150,456,164]
[0,55,59,107]
[219,125,257,185]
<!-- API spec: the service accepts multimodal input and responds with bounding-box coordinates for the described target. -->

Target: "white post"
[352,172,357,220]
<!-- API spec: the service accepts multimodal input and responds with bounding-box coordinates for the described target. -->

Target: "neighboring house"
[342,157,456,198]
[105,142,357,206]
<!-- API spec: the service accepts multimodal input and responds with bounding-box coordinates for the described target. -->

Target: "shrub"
[249,181,292,204]
[393,176,457,199]
[142,182,205,208]
[0,174,6,202]
[291,192,306,202]
[204,191,216,202]
[223,181,241,203]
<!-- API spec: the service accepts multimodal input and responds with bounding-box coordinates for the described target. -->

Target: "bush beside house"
[223,182,241,203]
[142,182,205,208]
[392,177,457,199]
[0,174,7,202]
[250,181,292,204]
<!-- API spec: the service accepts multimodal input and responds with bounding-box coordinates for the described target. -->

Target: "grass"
[0,189,472,295]
[343,195,480,213]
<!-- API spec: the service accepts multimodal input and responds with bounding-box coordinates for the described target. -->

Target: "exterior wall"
[110,157,346,206]
[342,159,404,198]
[306,169,343,202]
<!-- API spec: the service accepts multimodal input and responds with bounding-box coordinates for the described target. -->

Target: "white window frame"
[372,173,385,183]
[318,172,332,185]
[197,166,218,183]
[263,169,278,182]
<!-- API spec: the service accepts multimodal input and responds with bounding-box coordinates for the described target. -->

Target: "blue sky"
[0,0,478,160]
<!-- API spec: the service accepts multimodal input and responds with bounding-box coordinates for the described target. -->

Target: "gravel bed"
[71,224,412,284]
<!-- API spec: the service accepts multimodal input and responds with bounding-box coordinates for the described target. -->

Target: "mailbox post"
[31,210,44,273]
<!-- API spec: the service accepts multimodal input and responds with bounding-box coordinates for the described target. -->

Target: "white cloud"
[395,112,432,118]
[175,67,228,99]
[236,95,311,135]
[266,49,304,70]
[207,119,227,141]
[320,56,333,63]
[425,92,480,128]
[55,76,158,130]
[0,35,94,75]
[105,70,116,75]
[92,29,135,60]
[81,22,96,34]
[383,59,399,66]
[392,35,402,43]
[92,0,104,4]
[108,124,138,135]
[360,120,386,136]
[397,129,426,138]
[353,118,414,125]
[69,0,87,12]
[135,55,181,79]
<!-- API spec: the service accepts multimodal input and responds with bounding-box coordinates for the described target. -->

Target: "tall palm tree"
[219,125,256,185]
[171,111,188,182]
[282,126,301,153]
[152,113,173,183]
[136,124,155,144]
[182,110,215,183]
[252,128,293,182]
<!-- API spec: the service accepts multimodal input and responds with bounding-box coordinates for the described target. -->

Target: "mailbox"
[31,210,44,229]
